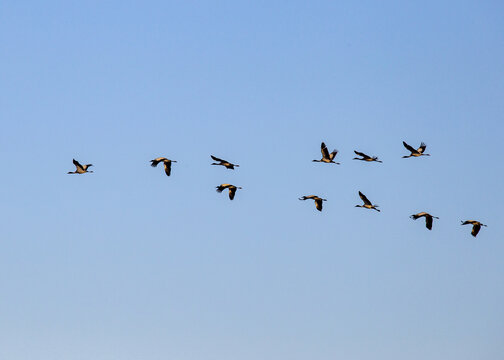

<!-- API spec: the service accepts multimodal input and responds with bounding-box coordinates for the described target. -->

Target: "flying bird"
[402,141,430,158]
[216,184,242,200]
[299,195,327,211]
[313,142,340,164]
[355,191,380,211]
[353,150,382,163]
[67,159,93,174]
[211,155,239,169]
[410,212,439,230]
[150,157,177,176]
[461,220,487,237]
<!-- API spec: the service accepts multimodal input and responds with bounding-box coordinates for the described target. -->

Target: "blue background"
[1,1,503,359]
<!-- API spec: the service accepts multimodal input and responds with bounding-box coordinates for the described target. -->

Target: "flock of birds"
[67,141,488,237]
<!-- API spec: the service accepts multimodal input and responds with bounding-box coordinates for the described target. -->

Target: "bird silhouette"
[313,142,340,164]
[402,141,430,158]
[353,150,382,163]
[355,191,380,211]
[150,157,177,176]
[211,155,239,169]
[461,220,487,237]
[216,184,242,200]
[67,159,93,174]
[410,212,439,230]
[299,195,327,211]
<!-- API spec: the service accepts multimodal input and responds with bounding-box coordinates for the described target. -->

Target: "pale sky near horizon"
[1,1,504,359]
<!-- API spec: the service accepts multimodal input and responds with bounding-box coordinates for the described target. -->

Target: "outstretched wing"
[164,161,172,176]
[425,216,433,230]
[418,142,427,153]
[402,141,417,153]
[211,155,225,162]
[472,224,481,237]
[359,191,372,205]
[355,150,372,160]
[329,149,338,160]
[229,187,237,200]
[315,198,323,211]
[73,159,84,171]
[320,142,330,159]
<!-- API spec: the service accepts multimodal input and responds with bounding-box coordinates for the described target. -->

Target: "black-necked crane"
[299,195,327,212]
[67,159,93,174]
[313,142,340,164]
[461,220,487,237]
[211,155,239,169]
[216,184,242,200]
[402,141,430,158]
[410,212,439,230]
[150,157,177,176]
[353,150,382,163]
[355,191,380,211]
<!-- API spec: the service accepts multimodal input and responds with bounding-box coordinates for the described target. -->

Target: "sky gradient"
[1,1,504,359]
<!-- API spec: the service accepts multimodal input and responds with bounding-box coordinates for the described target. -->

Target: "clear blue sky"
[1,1,503,359]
